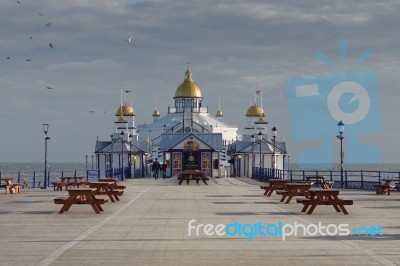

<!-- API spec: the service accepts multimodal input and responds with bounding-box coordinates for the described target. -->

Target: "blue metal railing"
[251,167,400,190]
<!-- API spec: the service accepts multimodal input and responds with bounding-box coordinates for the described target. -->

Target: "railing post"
[361,170,364,189]
[33,171,36,188]
[18,171,21,183]
[345,171,348,188]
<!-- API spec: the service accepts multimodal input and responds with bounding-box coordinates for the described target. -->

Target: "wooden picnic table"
[98,178,126,189]
[260,179,290,196]
[305,176,334,189]
[88,182,123,202]
[277,183,312,204]
[296,188,353,215]
[54,188,108,214]
[177,170,209,185]
[52,176,86,191]
[374,179,400,195]
[0,178,21,194]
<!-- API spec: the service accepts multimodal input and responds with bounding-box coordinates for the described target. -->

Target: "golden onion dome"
[152,109,160,117]
[216,110,223,117]
[245,104,264,117]
[175,66,202,98]
[115,104,135,117]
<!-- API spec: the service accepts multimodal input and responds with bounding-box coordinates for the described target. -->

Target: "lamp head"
[250,134,255,143]
[337,120,344,134]
[257,131,263,141]
[271,127,278,138]
[43,123,49,134]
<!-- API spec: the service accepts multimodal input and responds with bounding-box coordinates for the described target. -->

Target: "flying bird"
[29,36,33,40]
[26,59,31,62]
[46,87,53,90]
[46,22,53,27]
[49,43,53,48]
[89,110,95,114]
[125,89,131,93]
[38,12,44,16]
[17,1,21,4]
[6,57,10,60]
[125,36,134,43]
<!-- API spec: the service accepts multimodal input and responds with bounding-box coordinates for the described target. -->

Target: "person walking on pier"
[152,158,161,179]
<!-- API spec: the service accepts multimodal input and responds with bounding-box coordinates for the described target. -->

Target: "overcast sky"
[1,0,399,164]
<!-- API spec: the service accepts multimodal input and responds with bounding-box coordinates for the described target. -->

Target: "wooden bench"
[177,170,209,185]
[373,184,391,195]
[296,189,353,215]
[54,196,109,205]
[260,179,290,196]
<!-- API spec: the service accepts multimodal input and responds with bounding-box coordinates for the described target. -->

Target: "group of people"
[151,159,168,179]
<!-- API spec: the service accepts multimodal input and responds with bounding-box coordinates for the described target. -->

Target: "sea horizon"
[1,162,400,173]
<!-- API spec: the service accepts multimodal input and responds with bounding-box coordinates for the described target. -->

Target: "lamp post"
[129,134,133,178]
[91,155,94,169]
[251,134,255,178]
[287,155,290,179]
[237,154,241,177]
[120,131,125,181]
[258,131,263,179]
[336,120,345,188]
[85,155,88,170]
[133,155,136,178]
[110,134,114,178]
[271,127,278,178]
[42,124,50,189]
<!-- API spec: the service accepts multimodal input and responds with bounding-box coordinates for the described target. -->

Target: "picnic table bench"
[276,183,312,204]
[260,179,290,196]
[296,188,353,215]
[305,176,334,189]
[177,170,209,185]
[0,178,21,194]
[51,176,86,191]
[98,178,126,190]
[373,179,400,195]
[54,188,108,214]
[88,182,124,202]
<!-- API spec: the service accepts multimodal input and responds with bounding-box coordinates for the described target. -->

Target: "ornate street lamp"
[129,133,133,178]
[336,120,345,188]
[110,134,114,178]
[250,134,255,178]
[42,124,50,189]
[120,131,125,181]
[271,127,278,178]
[258,131,263,179]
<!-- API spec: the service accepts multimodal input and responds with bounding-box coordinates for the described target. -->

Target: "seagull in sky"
[89,110,95,114]
[29,36,33,40]
[38,12,44,16]
[125,89,131,93]
[26,59,31,62]
[17,1,21,4]
[125,36,134,43]
[46,22,53,27]
[46,87,53,90]
[49,43,53,48]
[6,57,10,60]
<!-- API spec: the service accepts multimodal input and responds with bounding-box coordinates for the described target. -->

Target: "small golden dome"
[115,104,135,117]
[245,104,264,117]
[115,113,128,123]
[152,109,160,117]
[216,110,223,117]
[175,65,202,98]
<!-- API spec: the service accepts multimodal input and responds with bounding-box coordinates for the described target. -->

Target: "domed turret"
[115,104,135,117]
[216,110,223,117]
[152,109,160,117]
[245,104,264,117]
[175,65,202,98]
